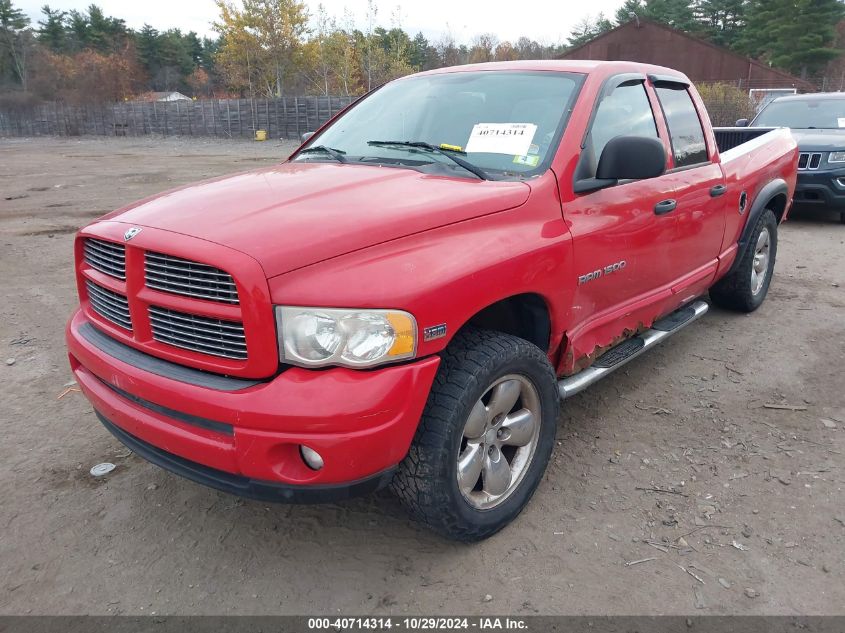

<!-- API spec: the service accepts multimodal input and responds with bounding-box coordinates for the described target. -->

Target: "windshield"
[294,71,582,179]
[753,97,845,129]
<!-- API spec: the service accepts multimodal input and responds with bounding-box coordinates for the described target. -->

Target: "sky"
[17,0,624,45]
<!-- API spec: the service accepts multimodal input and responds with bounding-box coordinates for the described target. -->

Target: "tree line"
[0,0,843,105]
[571,0,845,79]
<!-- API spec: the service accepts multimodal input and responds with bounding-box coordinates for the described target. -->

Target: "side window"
[590,82,659,165]
[655,86,708,168]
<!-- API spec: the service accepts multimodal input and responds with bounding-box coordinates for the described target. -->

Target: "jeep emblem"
[124,227,142,241]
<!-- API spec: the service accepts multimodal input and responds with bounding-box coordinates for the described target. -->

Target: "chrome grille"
[798,152,822,170]
[145,252,239,304]
[149,306,247,360]
[86,281,132,330]
[84,238,126,280]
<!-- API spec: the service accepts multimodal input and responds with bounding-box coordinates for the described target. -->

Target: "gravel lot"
[1,136,843,616]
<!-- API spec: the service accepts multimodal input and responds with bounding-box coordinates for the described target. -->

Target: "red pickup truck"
[66,61,797,541]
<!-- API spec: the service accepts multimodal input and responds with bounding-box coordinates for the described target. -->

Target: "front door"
[564,80,677,335]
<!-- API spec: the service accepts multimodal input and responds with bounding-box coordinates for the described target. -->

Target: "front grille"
[84,238,126,280]
[145,252,239,304]
[86,280,132,330]
[149,306,247,360]
[798,152,823,170]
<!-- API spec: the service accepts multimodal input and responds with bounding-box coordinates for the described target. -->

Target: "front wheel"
[391,328,558,542]
[710,209,778,312]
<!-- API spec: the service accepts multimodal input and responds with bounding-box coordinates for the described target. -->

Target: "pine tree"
[616,0,645,24]
[0,0,30,88]
[135,24,159,77]
[614,0,700,32]
[567,13,614,48]
[409,32,430,69]
[739,0,845,78]
[37,5,67,52]
[185,31,203,67]
[693,0,746,48]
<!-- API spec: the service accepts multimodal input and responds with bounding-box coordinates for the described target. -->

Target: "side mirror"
[301,131,315,143]
[597,135,667,181]
[575,136,667,194]
[735,118,749,127]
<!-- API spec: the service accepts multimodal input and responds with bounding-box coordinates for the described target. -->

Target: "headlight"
[829,151,845,163]
[276,306,417,368]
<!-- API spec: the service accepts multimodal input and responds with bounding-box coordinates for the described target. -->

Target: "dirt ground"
[1,136,843,616]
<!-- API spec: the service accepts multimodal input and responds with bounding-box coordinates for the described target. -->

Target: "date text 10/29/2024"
[307,617,529,630]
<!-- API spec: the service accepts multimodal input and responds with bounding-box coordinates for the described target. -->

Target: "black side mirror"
[735,118,749,127]
[301,131,315,143]
[597,135,667,181]
[575,136,667,194]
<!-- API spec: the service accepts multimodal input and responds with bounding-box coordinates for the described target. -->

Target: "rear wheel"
[392,328,558,542]
[710,209,778,312]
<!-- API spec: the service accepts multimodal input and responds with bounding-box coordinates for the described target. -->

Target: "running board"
[558,300,709,400]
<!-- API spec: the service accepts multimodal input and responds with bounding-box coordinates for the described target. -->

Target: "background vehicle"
[66,61,797,541]
[739,92,845,223]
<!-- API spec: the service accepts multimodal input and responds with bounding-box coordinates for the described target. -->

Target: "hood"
[790,128,845,151]
[102,162,531,277]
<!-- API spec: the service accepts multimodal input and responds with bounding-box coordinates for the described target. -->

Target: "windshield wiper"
[367,141,489,180]
[298,145,348,163]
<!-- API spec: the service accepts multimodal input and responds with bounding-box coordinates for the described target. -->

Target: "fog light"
[300,445,324,471]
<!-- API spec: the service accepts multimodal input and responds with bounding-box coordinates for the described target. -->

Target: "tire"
[840,212,845,225]
[391,328,558,542]
[710,209,778,313]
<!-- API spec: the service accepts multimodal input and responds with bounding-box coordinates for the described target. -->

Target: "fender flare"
[728,178,788,275]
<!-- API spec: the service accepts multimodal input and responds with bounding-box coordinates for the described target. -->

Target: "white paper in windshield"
[838,117,845,128]
[465,123,538,155]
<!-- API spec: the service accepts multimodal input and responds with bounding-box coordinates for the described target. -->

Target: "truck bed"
[714,127,798,256]
[713,126,779,153]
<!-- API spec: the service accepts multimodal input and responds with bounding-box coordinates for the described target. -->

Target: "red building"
[561,18,815,92]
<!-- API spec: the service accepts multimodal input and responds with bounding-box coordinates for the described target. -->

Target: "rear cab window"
[654,85,709,168]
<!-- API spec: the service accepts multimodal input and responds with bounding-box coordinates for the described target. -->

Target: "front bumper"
[794,168,845,210]
[67,310,440,501]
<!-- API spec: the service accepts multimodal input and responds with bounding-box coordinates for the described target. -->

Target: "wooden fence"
[0,96,356,140]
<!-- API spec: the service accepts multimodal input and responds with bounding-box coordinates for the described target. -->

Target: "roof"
[771,92,845,101]
[561,18,814,90]
[412,59,690,81]
[137,91,192,102]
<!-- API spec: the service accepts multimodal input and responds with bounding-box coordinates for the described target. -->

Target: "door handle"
[654,199,677,215]
[710,184,728,197]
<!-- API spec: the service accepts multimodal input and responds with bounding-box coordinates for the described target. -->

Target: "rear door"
[650,80,726,295]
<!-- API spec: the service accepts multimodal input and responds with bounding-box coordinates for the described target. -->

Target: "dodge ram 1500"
[66,61,798,541]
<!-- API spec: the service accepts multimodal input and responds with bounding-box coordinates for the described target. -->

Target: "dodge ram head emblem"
[123,227,142,241]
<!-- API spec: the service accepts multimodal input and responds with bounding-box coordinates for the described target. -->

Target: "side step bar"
[558,300,709,400]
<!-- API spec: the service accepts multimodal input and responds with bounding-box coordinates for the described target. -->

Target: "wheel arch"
[458,292,553,354]
[728,178,787,276]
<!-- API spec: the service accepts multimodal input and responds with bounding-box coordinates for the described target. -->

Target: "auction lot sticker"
[466,123,537,155]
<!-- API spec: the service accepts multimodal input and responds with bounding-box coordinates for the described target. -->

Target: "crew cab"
[739,92,845,223]
[66,61,797,541]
